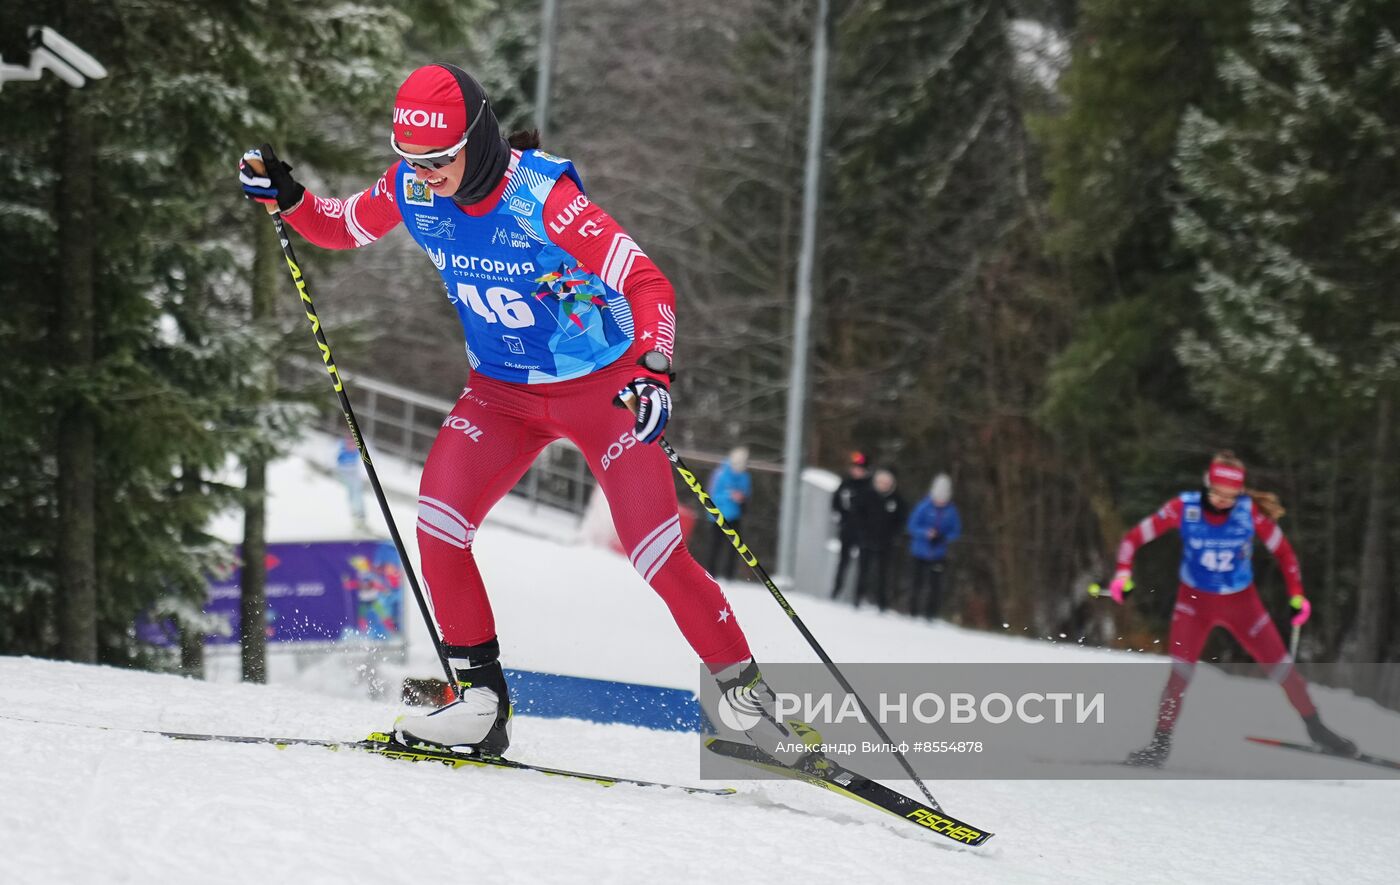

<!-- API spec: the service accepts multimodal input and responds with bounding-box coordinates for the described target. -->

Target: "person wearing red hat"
[1105,451,1354,766]
[237,65,808,764]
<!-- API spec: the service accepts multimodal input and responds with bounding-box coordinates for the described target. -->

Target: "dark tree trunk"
[1350,396,1392,680]
[180,625,205,680]
[240,456,268,683]
[1322,440,1340,659]
[55,39,99,664]
[239,216,280,683]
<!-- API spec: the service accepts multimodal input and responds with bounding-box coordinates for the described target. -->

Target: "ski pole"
[1290,623,1301,659]
[246,163,456,694]
[628,418,944,810]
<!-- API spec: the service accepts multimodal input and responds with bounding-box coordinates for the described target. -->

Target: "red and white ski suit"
[1116,496,1316,731]
[282,155,751,670]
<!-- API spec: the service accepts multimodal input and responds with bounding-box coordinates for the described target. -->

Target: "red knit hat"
[392,65,468,145]
[1207,458,1246,492]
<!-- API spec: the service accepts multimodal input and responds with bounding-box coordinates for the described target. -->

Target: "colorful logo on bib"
[533,262,609,331]
[404,177,434,206]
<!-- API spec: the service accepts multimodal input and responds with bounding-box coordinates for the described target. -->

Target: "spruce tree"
[1037,0,1253,525]
[0,0,412,663]
[1173,0,1400,662]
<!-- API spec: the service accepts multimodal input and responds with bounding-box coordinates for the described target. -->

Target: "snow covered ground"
[3,433,1397,883]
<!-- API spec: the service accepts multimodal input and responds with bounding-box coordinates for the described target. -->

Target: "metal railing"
[289,361,786,531]
[292,362,595,515]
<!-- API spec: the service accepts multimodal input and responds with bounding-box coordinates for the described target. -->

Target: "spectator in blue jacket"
[906,473,961,619]
[703,446,752,579]
[336,435,369,532]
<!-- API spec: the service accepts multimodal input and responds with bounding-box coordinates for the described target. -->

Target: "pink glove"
[1107,574,1132,604]
[1089,573,1133,604]
[1290,596,1312,627]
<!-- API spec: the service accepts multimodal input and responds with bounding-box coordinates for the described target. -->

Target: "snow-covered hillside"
[3,434,1397,883]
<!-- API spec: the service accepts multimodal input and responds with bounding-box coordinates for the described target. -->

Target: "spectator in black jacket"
[829,451,871,600]
[853,468,907,611]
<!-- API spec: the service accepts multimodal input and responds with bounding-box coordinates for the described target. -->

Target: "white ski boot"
[395,643,511,756]
[714,658,826,769]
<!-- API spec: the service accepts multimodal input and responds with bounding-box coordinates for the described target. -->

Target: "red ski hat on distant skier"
[392,65,469,144]
[1207,458,1246,492]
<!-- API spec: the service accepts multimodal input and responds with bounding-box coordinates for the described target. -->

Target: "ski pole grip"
[244,156,280,216]
[1089,576,1132,602]
[614,387,639,415]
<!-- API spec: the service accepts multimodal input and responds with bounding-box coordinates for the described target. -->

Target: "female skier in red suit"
[1106,452,1354,766]
[239,64,801,762]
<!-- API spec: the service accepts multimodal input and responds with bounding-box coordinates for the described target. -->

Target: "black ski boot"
[1303,714,1356,757]
[1125,728,1173,768]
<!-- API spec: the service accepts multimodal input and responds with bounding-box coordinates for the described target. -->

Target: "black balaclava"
[436,64,511,206]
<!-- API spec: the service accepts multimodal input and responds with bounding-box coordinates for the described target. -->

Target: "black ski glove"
[239,143,305,212]
[614,377,671,443]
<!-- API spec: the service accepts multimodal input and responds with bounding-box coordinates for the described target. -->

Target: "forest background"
[2,0,1396,701]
